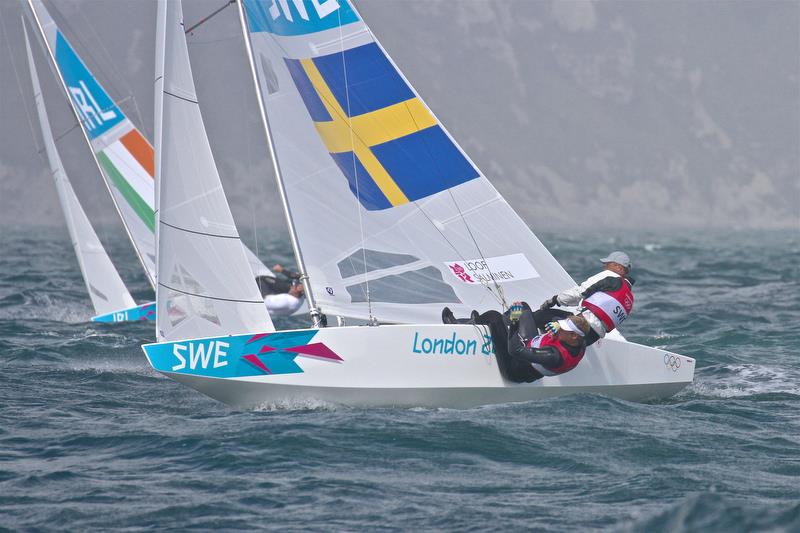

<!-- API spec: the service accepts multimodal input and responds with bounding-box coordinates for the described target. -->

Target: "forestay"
[239,0,576,324]
[24,24,136,316]
[154,0,274,342]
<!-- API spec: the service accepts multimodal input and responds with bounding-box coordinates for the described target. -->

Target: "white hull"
[144,324,695,408]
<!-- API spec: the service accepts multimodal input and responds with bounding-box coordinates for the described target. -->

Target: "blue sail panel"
[54,31,124,140]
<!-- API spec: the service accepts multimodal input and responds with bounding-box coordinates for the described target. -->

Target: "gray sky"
[0,0,798,233]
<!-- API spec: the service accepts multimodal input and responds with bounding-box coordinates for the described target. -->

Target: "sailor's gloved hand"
[508,301,524,323]
[539,295,558,310]
[544,321,560,335]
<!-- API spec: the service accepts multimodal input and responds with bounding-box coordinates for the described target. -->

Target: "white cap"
[557,318,585,337]
[600,251,631,269]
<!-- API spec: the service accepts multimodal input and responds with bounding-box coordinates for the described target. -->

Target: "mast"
[235,0,322,327]
[24,0,156,290]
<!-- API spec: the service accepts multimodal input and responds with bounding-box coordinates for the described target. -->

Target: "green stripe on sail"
[96,151,155,233]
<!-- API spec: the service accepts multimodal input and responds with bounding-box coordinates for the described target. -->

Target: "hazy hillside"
[1,0,797,232]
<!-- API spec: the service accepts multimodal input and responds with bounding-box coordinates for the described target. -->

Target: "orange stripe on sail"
[119,129,154,178]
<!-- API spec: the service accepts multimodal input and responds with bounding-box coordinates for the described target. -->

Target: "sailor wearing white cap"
[503,313,591,382]
[538,251,635,345]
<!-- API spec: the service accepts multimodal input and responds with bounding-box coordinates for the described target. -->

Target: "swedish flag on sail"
[285,43,479,211]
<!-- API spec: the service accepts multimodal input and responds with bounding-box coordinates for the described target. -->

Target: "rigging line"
[158,282,264,304]
[3,10,43,161]
[49,2,128,111]
[397,90,508,308]
[242,63,260,268]
[350,36,506,308]
[412,199,506,308]
[448,188,507,307]
[185,0,236,36]
[337,8,373,320]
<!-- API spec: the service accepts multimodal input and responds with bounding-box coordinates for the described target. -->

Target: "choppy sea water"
[0,226,798,531]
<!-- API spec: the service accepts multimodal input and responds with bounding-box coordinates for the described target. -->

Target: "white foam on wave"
[644,243,662,252]
[252,397,342,412]
[0,294,92,323]
[65,356,155,377]
[691,364,800,398]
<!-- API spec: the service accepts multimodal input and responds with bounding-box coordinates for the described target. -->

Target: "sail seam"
[158,282,264,304]
[160,219,240,239]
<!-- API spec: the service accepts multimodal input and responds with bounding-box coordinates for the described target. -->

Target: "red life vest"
[527,333,586,376]
[581,277,634,332]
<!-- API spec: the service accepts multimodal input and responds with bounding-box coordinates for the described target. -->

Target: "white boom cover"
[239,0,576,324]
[24,24,136,316]
[154,0,274,341]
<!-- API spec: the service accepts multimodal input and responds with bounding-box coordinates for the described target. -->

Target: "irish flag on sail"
[29,0,157,286]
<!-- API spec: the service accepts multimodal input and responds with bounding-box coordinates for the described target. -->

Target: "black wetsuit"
[470,308,585,383]
[506,310,585,381]
[256,270,301,298]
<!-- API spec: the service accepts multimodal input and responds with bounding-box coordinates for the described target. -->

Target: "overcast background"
[0,0,798,235]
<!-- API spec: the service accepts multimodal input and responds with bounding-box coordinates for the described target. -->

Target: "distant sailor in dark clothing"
[255,263,301,296]
[538,251,635,346]
[502,312,590,382]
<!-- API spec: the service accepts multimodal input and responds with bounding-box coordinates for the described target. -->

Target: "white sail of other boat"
[23,22,137,318]
[25,0,281,315]
[154,0,274,342]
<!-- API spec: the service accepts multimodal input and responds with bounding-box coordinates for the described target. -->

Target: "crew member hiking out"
[501,311,591,383]
[538,251,635,346]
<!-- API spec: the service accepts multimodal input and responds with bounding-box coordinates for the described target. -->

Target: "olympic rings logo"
[664,353,681,372]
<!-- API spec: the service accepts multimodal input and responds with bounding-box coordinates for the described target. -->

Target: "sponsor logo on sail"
[444,253,539,285]
[243,0,359,36]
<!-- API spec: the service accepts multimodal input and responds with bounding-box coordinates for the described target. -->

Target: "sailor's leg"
[442,307,481,324]
[516,310,539,342]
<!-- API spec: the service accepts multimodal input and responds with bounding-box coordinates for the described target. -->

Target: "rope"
[3,9,42,163]
[337,8,375,322]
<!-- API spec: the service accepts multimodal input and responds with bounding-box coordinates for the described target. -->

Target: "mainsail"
[23,23,136,316]
[239,0,576,324]
[155,0,274,342]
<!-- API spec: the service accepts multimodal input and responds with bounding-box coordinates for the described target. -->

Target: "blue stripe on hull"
[92,301,156,323]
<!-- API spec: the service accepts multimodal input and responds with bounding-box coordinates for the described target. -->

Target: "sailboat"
[22,23,154,323]
[142,0,695,408]
[24,0,280,322]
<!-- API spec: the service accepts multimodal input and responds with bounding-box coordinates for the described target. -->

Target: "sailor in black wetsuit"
[255,263,302,297]
[503,311,590,382]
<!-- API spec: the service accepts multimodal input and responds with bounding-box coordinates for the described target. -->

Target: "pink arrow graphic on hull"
[284,342,343,362]
[242,354,272,374]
